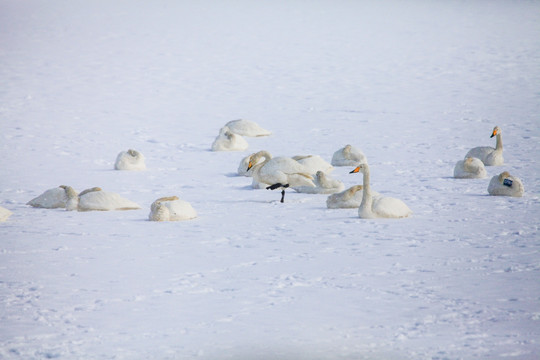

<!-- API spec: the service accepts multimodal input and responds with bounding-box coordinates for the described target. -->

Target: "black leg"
[280,189,285,203]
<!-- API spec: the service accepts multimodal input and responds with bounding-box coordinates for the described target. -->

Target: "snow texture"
[1,1,540,359]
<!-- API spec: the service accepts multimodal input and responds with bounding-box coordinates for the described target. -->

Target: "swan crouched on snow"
[294,171,344,194]
[488,171,524,197]
[331,144,367,166]
[465,126,504,166]
[65,186,141,211]
[149,196,197,221]
[225,119,272,137]
[27,185,75,208]
[453,157,487,179]
[350,163,412,219]
[211,126,249,151]
[0,206,12,222]
[326,185,380,209]
[114,149,146,170]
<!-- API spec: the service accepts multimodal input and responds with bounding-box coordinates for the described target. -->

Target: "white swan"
[65,186,141,211]
[211,126,249,151]
[331,144,367,166]
[350,163,412,219]
[453,157,487,179]
[225,119,272,137]
[0,206,12,222]
[487,171,524,197]
[465,126,504,166]
[27,185,75,208]
[247,151,315,188]
[292,155,334,174]
[294,171,345,194]
[149,196,197,221]
[114,149,146,170]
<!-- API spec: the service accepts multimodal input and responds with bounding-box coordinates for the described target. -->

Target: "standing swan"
[350,163,412,219]
[487,171,524,197]
[65,186,141,211]
[149,196,197,221]
[465,126,504,166]
[114,149,146,170]
[247,150,315,202]
[453,157,487,179]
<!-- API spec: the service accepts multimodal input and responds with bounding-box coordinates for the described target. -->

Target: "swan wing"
[79,191,141,211]
[465,146,494,163]
[163,200,197,221]
[225,119,272,137]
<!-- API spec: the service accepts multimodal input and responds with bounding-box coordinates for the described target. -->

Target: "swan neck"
[360,168,373,209]
[495,133,503,150]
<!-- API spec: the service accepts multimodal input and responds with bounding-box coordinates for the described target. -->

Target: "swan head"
[79,187,102,197]
[127,149,139,157]
[247,151,269,171]
[60,185,79,211]
[490,126,501,138]
[498,171,511,183]
[349,162,368,174]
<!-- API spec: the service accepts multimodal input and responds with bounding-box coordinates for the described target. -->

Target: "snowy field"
[1,1,540,359]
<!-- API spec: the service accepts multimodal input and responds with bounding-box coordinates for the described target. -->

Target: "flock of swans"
[0,121,524,223]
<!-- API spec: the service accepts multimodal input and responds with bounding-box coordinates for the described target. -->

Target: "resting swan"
[453,157,487,179]
[114,149,146,170]
[225,119,272,137]
[0,206,12,222]
[487,171,524,197]
[326,185,381,209]
[465,126,504,166]
[331,144,367,166]
[350,163,412,219]
[65,186,141,211]
[211,126,249,151]
[294,171,345,194]
[149,196,197,221]
[27,185,75,209]
[292,155,334,174]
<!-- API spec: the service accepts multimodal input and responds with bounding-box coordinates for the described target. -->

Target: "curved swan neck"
[360,165,373,210]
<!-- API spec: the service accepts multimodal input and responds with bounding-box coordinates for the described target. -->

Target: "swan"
[350,163,412,219]
[114,149,146,170]
[65,186,141,211]
[453,157,487,179]
[325,185,377,209]
[294,171,345,194]
[487,171,524,197]
[225,119,272,137]
[331,144,367,166]
[27,185,75,208]
[149,196,197,221]
[0,206,12,222]
[292,155,334,174]
[247,150,315,202]
[211,126,249,151]
[465,126,504,166]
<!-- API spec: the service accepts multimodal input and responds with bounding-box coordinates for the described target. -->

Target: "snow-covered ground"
[1,1,539,358]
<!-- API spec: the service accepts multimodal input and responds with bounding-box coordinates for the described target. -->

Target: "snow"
[1,0,540,358]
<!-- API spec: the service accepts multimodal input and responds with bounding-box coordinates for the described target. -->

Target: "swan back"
[149,196,197,221]
[225,119,272,137]
[326,185,364,209]
[453,157,487,179]
[0,206,13,222]
[211,126,249,151]
[331,144,367,166]
[114,149,146,170]
[27,186,73,208]
[488,171,524,197]
[294,171,344,194]
[292,155,334,174]
[76,188,141,211]
[252,153,315,187]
